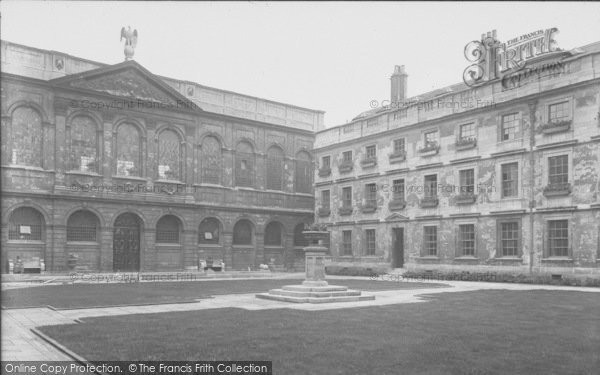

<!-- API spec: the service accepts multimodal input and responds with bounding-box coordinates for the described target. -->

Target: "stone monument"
[256,225,375,303]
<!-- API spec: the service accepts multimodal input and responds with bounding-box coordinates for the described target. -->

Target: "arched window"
[293,223,308,247]
[69,116,98,172]
[116,123,141,177]
[8,207,44,241]
[198,217,221,244]
[11,107,42,167]
[201,136,222,184]
[264,222,283,246]
[266,146,284,191]
[235,141,254,187]
[295,151,312,194]
[156,215,181,244]
[233,219,253,245]
[67,210,99,242]
[158,129,181,180]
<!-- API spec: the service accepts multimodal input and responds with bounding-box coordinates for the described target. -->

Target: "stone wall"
[314,53,600,275]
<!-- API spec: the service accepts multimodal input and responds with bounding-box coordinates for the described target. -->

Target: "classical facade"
[1,40,324,272]
[314,40,600,275]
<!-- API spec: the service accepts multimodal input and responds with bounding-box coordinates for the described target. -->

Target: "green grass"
[2,279,445,309]
[39,290,600,374]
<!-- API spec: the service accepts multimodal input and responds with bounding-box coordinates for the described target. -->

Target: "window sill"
[7,240,45,244]
[415,256,440,260]
[499,196,522,201]
[198,243,223,247]
[541,257,573,262]
[193,183,226,188]
[65,170,102,177]
[455,194,477,205]
[454,256,479,261]
[455,141,477,151]
[66,241,99,245]
[418,149,440,157]
[155,243,182,247]
[155,179,185,184]
[264,245,284,249]
[493,257,522,261]
[112,175,147,182]
[2,165,54,173]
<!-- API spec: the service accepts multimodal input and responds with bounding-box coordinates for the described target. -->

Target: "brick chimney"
[390,65,407,105]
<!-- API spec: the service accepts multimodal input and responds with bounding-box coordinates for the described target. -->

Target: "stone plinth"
[255,230,375,304]
[303,245,328,287]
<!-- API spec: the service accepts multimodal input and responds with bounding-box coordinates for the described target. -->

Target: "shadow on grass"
[38,290,600,375]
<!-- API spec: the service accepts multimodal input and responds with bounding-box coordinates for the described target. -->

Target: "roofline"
[317,42,600,134]
[1,39,110,68]
[313,77,600,151]
[0,39,325,115]
[1,72,317,137]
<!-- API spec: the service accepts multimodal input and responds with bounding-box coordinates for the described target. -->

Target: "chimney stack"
[390,65,408,105]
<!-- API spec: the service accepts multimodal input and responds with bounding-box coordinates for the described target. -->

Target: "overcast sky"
[2,2,600,127]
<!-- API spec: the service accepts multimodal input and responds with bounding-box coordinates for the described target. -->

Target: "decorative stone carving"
[70,70,175,104]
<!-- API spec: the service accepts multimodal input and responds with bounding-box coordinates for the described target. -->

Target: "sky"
[1,2,600,127]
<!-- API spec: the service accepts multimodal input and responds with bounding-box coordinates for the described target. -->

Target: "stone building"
[314,40,600,276]
[1,40,324,272]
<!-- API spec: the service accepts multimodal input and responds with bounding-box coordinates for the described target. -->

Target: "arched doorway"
[113,213,142,271]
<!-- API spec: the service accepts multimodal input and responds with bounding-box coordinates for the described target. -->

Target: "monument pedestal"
[256,232,375,304]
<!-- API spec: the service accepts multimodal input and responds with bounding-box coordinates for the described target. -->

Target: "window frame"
[365,229,376,256]
[341,186,352,208]
[424,174,438,198]
[342,150,353,163]
[342,230,353,256]
[155,215,181,245]
[393,138,406,155]
[198,217,222,245]
[423,225,438,257]
[66,210,99,243]
[546,218,571,258]
[321,190,331,210]
[365,145,377,160]
[459,168,475,195]
[500,162,519,198]
[457,223,476,257]
[499,112,521,142]
[423,129,439,147]
[496,218,522,258]
[392,178,405,201]
[321,155,331,169]
[364,183,377,207]
[458,122,476,141]
[547,100,571,124]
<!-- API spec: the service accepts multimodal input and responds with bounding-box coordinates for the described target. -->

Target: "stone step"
[255,293,376,304]
[268,288,362,298]
[281,284,349,293]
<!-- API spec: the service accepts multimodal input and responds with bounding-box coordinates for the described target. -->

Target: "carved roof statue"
[120,26,138,61]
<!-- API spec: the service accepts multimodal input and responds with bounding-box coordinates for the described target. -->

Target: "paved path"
[3,280,599,360]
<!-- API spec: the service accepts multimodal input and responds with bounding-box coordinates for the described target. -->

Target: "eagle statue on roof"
[120,26,138,61]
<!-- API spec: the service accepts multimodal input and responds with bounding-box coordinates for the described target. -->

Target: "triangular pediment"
[385,213,410,222]
[49,60,200,110]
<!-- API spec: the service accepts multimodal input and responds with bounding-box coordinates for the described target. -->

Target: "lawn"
[39,290,600,375]
[2,278,446,309]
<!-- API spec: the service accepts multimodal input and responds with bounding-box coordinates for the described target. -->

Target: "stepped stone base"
[255,284,375,304]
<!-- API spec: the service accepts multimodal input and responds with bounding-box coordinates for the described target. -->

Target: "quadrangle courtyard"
[2,275,599,375]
